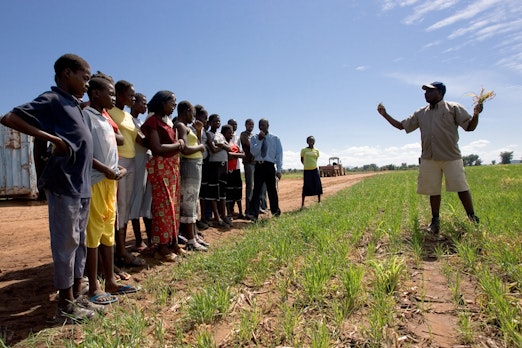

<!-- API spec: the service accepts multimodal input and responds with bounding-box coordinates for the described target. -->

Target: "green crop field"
[6,164,521,347]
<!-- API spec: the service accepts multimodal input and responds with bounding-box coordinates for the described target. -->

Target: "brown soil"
[0,173,492,346]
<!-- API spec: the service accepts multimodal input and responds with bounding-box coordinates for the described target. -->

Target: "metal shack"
[0,124,38,199]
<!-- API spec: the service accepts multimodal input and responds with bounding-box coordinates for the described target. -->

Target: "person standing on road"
[240,118,267,216]
[83,72,140,305]
[107,80,146,267]
[205,114,232,227]
[175,100,208,251]
[247,118,283,221]
[141,91,185,262]
[0,54,96,322]
[300,135,322,208]
[129,93,153,250]
[377,81,483,234]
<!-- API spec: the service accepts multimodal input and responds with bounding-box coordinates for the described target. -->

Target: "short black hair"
[177,100,193,116]
[259,118,269,127]
[115,80,133,94]
[134,92,146,102]
[54,53,89,76]
[221,124,233,133]
[87,71,114,96]
[195,105,208,119]
[208,114,220,123]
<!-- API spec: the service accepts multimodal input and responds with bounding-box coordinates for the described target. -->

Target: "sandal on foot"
[112,284,141,295]
[75,295,107,313]
[90,293,118,305]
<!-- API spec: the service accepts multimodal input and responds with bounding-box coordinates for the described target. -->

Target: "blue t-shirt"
[12,87,93,198]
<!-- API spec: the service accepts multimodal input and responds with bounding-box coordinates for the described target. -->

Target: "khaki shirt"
[402,100,472,161]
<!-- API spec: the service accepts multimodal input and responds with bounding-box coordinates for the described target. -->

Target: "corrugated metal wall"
[0,124,38,199]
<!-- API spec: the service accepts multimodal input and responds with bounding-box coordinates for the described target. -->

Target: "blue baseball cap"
[422,81,446,95]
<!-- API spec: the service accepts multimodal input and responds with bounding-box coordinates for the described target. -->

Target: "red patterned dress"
[141,116,180,245]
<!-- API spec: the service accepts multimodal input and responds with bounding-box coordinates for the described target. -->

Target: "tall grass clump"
[477,268,522,346]
[185,283,231,325]
[340,263,365,312]
[369,256,405,295]
[195,329,216,348]
[236,300,262,346]
[81,305,149,347]
[310,320,331,348]
[279,302,302,345]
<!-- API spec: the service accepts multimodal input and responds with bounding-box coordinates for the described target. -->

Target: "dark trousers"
[248,162,280,218]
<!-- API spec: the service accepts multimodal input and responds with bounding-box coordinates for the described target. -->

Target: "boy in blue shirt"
[1,54,96,323]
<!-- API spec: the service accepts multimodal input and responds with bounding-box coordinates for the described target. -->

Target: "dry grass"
[468,87,496,105]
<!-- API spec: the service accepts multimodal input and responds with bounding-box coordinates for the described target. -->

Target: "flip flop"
[112,284,141,295]
[90,293,118,305]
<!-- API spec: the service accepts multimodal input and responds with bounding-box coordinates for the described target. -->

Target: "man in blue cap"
[377,81,483,234]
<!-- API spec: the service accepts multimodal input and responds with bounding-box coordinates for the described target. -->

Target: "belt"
[256,160,274,165]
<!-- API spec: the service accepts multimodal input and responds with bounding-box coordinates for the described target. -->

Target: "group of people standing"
[0,53,303,324]
[1,52,482,328]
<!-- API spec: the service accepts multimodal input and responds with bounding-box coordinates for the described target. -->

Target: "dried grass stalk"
[468,87,496,105]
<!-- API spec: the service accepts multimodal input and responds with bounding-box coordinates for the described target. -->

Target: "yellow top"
[182,127,203,159]
[301,147,319,170]
[107,107,137,158]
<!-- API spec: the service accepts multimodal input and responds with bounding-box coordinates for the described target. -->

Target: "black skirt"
[226,169,243,203]
[302,169,323,196]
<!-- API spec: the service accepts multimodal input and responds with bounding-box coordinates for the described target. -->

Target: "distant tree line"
[282,151,519,173]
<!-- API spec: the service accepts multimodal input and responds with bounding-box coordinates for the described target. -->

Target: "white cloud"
[355,65,369,71]
[381,0,420,12]
[427,0,503,31]
[386,0,522,74]
[422,40,441,49]
[461,139,491,154]
[404,0,458,25]
[283,140,519,169]
[448,20,490,39]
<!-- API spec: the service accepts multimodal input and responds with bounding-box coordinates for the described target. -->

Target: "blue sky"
[1,0,521,169]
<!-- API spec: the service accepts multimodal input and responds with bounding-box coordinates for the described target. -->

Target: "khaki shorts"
[417,159,469,195]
